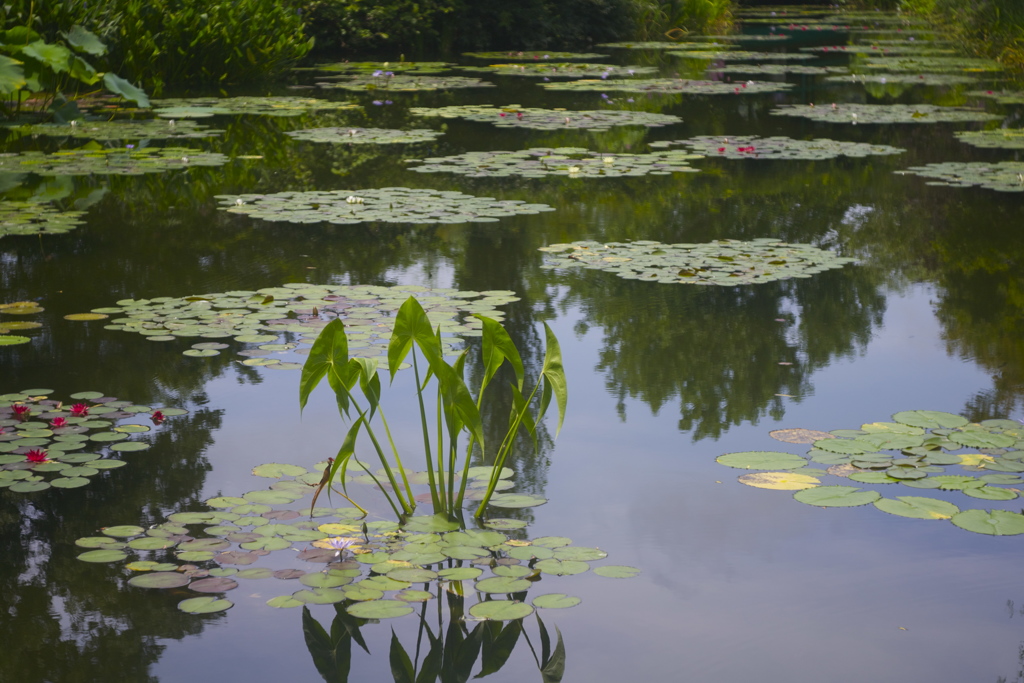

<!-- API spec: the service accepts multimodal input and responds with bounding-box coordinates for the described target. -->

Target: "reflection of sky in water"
[150,283,1024,683]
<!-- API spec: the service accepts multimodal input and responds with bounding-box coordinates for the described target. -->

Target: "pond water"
[3,8,1024,683]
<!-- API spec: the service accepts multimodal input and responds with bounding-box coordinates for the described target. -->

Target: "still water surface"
[2,11,1024,683]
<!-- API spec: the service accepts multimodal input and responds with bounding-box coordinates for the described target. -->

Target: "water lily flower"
[384,71,394,77]
[325,536,359,554]
[499,112,506,117]
[168,119,176,126]
[151,410,166,425]
[12,404,30,420]
[346,196,365,204]
[601,71,610,79]
[384,100,393,105]
[718,147,726,152]
[603,156,614,164]
[126,144,135,150]
[373,70,383,77]
[25,449,48,463]
[516,112,523,119]
[568,165,581,174]
[70,403,90,417]
[50,417,68,428]
[543,77,550,82]
[628,69,635,76]
[372,100,383,105]
[600,93,609,100]
[182,156,189,163]
[626,98,634,103]
[235,198,244,206]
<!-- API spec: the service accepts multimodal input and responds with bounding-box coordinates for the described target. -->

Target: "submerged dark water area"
[2,9,1023,683]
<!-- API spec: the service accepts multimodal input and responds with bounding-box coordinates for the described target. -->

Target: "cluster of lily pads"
[706,64,845,75]
[953,129,1024,150]
[0,390,185,493]
[9,119,223,141]
[717,412,1024,535]
[94,283,518,366]
[149,97,361,118]
[967,90,1024,105]
[0,202,86,238]
[459,63,656,78]
[409,105,682,131]
[596,41,726,50]
[649,135,905,160]
[0,300,45,344]
[541,78,795,95]
[855,55,1002,72]
[284,127,443,145]
[769,103,1000,125]
[0,148,228,176]
[75,462,639,617]
[825,73,977,85]
[405,147,702,178]
[668,50,816,61]
[308,61,453,74]
[217,188,555,225]
[895,161,1024,192]
[538,239,856,285]
[462,51,607,61]
[317,75,496,92]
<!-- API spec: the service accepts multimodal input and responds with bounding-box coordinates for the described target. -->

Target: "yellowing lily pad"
[738,471,821,490]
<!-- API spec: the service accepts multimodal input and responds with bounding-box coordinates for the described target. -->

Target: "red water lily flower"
[70,403,90,417]
[151,410,166,425]
[51,417,68,428]
[25,449,48,463]
[12,404,31,421]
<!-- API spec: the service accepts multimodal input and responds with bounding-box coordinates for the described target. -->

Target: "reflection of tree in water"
[558,265,886,441]
[0,405,222,682]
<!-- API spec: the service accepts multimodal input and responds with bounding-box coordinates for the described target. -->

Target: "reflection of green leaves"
[540,239,855,285]
[410,104,681,131]
[219,188,555,225]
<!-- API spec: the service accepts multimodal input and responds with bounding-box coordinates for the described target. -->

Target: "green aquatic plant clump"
[284,127,443,145]
[717,412,1024,535]
[539,239,856,285]
[650,135,905,159]
[409,104,682,130]
[96,283,515,368]
[458,63,657,78]
[895,161,1024,192]
[541,78,795,95]
[300,296,568,519]
[0,390,185,493]
[770,103,1001,125]
[217,188,555,225]
[149,97,361,118]
[405,147,702,178]
[953,130,1024,150]
[0,148,228,175]
[0,202,86,238]
[8,119,223,141]
[317,75,496,92]
[73,460,635,618]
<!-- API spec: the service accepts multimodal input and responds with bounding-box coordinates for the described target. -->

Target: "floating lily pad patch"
[0,390,183,493]
[966,89,1024,105]
[857,55,1002,72]
[707,63,846,75]
[650,135,904,159]
[825,72,977,85]
[596,41,728,50]
[541,78,795,95]
[0,148,228,176]
[770,103,1000,124]
[0,202,87,238]
[539,239,855,285]
[75,462,634,619]
[718,411,1024,534]
[409,104,682,131]
[895,161,1024,192]
[149,96,361,118]
[406,147,702,178]
[10,119,224,140]
[308,61,454,74]
[217,188,554,225]
[284,127,443,144]
[96,283,518,367]
[459,63,656,78]
[317,75,496,92]
[668,50,816,61]
[953,129,1024,150]
[462,51,608,60]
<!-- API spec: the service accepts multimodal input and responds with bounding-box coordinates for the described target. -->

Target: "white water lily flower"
[346,195,364,204]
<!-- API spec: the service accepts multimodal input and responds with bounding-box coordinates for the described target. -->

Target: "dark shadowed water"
[2,10,1024,683]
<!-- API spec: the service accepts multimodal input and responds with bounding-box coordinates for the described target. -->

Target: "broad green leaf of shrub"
[21,41,72,73]
[103,72,150,107]
[62,26,107,56]
[0,55,26,94]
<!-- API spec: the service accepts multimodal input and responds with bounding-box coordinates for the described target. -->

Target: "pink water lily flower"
[151,410,166,425]
[51,417,68,428]
[70,403,90,417]
[25,449,48,463]
[13,404,31,420]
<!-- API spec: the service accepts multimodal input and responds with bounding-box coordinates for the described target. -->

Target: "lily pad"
[219,188,554,225]
[177,597,233,614]
[407,147,701,178]
[892,410,969,429]
[487,493,547,508]
[0,148,229,176]
[128,572,191,589]
[540,239,855,285]
[468,600,534,621]
[76,549,128,563]
[967,89,1024,105]
[825,72,977,85]
[593,565,641,578]
[0,335,31,345]
[650,135,904,160]
[309,61,454,74]
[793,485,880,507]
[541,78,795,95]
[873,496,960,519]
[252,463,308,478]
[532,593,582,609]
[0,201,87,238]
[410,104,681,131]
[770,428,835,444]
[463,51,607,60]
[150,96,360,118]
[857,55,1002,72]
[460,63,656,78]
[668,49,816,61]
[771,103,1000,125]
[951,510,1024,535]
[896,161,1024,193]
[345,600,414,619]
[717,451,811,469]
[285,127,442,144]
[12,119,223,140]
[188,577,239,593]
[739,471,821,490]
[318,75,495,92]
